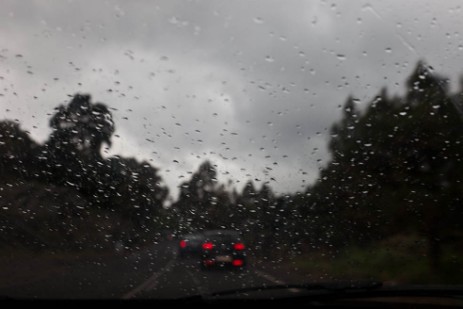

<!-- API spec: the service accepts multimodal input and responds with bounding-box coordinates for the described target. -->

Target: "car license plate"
[216,255,232,262]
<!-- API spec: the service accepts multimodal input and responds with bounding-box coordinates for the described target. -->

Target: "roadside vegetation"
[292,234,463,284]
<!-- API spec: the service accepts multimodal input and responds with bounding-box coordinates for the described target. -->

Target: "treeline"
[0,95,169,250]
[172,161,300,257]
[304,62,463,268]
[169,61,463,267]
[1,61,463,268]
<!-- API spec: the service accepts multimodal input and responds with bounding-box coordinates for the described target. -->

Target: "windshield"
[1,0,463,301]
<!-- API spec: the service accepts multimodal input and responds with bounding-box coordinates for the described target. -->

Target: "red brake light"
[232,259,244,267]
[179,240,187,248]
[202,242,214,250]
[233,243,245,250]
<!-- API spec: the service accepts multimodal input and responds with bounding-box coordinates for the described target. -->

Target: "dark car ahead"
[178,233,205,258]
[200,230,246,270]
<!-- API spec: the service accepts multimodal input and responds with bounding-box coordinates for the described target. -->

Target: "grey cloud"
[2,0,463,198]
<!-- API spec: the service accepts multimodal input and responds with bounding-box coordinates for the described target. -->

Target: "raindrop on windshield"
[265,55,275,63]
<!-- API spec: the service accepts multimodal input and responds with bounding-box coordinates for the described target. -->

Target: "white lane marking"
[122,258,176,299]
[145,259,176,290]
[187,270,209,296]
[254,270,301,293]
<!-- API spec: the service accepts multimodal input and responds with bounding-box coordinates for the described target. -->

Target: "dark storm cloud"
[1,0,463,198]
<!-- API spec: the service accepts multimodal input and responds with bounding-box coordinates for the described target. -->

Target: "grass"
[291,234,463,285]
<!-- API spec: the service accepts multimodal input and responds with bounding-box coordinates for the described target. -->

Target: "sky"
[1,0,463,200]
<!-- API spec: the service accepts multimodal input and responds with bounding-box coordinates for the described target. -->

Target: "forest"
[1,61,463,271]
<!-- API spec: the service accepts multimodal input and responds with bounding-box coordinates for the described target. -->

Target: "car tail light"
[233,242,245,250]
[179,240,187,248]
[232,259,244,267]
[202,242,214,250]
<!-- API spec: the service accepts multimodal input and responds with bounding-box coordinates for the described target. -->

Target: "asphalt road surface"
[0,241,303,299]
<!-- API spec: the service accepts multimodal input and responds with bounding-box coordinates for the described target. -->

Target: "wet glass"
[1,0,463,303]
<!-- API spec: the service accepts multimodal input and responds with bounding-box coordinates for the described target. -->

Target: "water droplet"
[169,16,179,25]
[385,47,392,53]
[265,55,275,62]
[336,54,346,61]
[253,17,264,24]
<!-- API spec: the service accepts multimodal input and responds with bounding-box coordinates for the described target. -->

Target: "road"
[0,241,304,299]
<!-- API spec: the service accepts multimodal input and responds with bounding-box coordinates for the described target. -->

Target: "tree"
[173,160,239,232]
[235,180,258,231]
[38,94,115,198]
[106,156,169,244]
[0,93,170,249]
[307,61,463,268]
[48,93,114,160]
[0,120,38,179]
